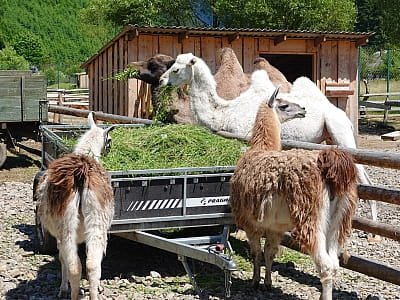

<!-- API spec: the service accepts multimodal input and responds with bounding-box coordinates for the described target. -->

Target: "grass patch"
[62,125,247,171]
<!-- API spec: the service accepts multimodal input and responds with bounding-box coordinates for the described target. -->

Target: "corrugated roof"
[81,24,373,68]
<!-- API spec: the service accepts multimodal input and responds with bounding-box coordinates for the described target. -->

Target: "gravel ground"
[0,134,399,300]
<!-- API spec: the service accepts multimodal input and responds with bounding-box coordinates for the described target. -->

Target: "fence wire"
[359,47,400,95]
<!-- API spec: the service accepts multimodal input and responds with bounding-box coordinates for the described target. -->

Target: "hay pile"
[103,125,247,171]
[64,125,247,171]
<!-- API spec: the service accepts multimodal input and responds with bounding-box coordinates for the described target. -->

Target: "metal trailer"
[0,70,48,167]
[34,124,238,298]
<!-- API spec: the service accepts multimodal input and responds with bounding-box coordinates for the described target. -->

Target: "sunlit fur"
[35,113,114,300]
[230,92,358,300]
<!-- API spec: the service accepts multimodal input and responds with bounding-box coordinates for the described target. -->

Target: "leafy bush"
[0,46,30,70]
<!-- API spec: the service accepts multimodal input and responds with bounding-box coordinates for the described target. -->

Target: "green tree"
[212,0,357,31]
[80,0,205,27]
[10,31,47,66]
[82,0,357,31]
[0,46,30,70]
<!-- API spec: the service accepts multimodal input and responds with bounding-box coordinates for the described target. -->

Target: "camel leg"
[356,164,378,222]
[247,231,262,288]
[263,232,282,289]
[58,241,81,300]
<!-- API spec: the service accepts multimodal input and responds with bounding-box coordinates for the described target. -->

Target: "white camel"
[160,53,377,222]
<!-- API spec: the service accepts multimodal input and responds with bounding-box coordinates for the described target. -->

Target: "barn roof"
[81,24,373,68]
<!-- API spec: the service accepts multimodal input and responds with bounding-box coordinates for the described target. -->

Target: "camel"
[230,87,358,299]
[159,51,377,222]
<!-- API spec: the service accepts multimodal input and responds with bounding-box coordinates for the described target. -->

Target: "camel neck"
[250,107,282,151]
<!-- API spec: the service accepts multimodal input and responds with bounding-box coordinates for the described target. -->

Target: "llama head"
[268,87,307,123]
[132,54,175,85]
[159,53,197,87]
[73,112,117,161]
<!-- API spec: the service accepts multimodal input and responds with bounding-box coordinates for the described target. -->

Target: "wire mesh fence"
[359,47,400,95]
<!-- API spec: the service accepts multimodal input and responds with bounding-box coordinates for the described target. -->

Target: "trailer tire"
[0,143,6,168]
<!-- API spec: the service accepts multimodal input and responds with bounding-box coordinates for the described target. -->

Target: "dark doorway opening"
[259,54,313,83]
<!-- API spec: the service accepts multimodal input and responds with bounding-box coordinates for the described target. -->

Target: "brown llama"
[35,112,115,300]
[230,87,358,300]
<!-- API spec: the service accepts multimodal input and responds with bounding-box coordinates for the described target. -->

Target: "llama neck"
[73,130,104,162]
[250,106,282,151]
[188,62,231,131]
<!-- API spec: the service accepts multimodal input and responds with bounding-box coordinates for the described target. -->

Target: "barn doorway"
[259,54,313,83]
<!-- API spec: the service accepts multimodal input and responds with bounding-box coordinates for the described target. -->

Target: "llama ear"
[88,112,97,128]
[268,86,281,108]
[105,125,117,135]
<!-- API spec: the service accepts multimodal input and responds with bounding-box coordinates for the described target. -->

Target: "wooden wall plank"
[107,47,113,114]
[270,39,307,53]
[243,37,255,73]
[160,36,179,57]
[127,38,138,117]
[258,38,270,53]
[117,38,125,115]
[88,64,94,111]
[230,38,243,67]
[182,38,195,54]
[201,37,216,73]
[102,52,107,114]
[112,43,118,115]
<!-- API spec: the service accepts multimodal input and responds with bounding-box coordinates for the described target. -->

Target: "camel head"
[159,53,197,87]
[268,87,307,123]
[131,54,175,85]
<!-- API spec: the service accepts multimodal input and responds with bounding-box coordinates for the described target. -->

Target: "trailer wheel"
[0,143,6,168]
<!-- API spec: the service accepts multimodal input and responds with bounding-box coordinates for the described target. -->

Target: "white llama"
[160,52,377,222]
[230,87,358,300]
[35,112,115,300]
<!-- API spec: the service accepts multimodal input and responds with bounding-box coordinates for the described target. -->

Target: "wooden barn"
[81,24,371,132]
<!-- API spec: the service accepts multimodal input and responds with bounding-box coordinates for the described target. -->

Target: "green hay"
[103,125,247,171]
[105,64,140,81]
[62,125,247,171]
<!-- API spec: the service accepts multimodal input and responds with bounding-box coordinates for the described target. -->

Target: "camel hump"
[317,148,357,197]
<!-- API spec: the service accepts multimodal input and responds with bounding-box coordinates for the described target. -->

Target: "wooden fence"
[282,140,400,285]
[47,88,89,123]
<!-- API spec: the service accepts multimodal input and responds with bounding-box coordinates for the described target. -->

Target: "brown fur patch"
[230,149,323,254]
[46,154,113,217]
[317,148,358,245]
[250,103,281,151]
[253,57,292,93]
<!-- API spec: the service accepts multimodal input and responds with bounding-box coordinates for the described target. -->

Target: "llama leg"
[246,232,262,288]
[86,241,105,300]
[58,249,69,298]
[263,232,282,289]
[58,241,81,300]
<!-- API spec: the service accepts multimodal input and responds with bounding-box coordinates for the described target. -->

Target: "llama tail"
[317,148,359,244]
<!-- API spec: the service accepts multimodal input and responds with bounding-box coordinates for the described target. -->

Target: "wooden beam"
[281,233,400,286]
[314,35,326,47]
[178,31,189,43]
[48,105,154,125]
[128,29,139,41]
[358,184,400,205]
[282,140,400,170]
[274,34,287,46]
[356,37,369,47]
[352,216,400,242]
[228,33,240,44]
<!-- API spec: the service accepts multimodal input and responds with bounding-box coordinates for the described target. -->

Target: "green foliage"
[82,0,357,31]
[154,86,177,123]
[81,0,204,27]
[10,31,47,66]
[0,0,117,73]
[106,64,139,81]
[212,0,357,31]
[0,46,30,70]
